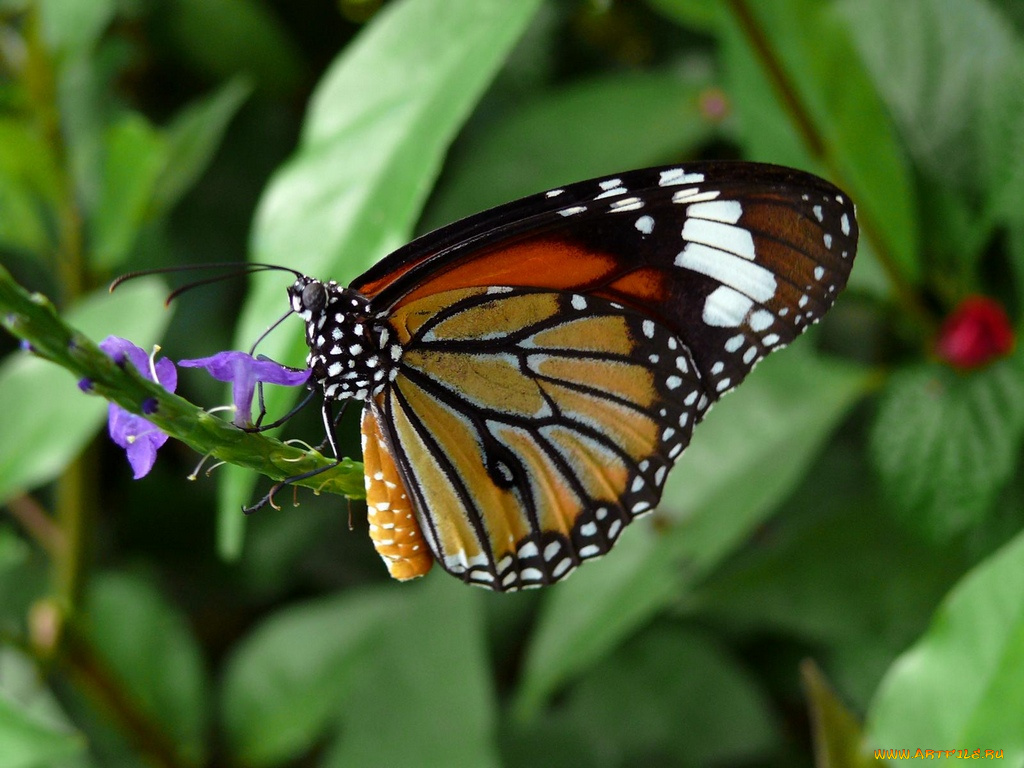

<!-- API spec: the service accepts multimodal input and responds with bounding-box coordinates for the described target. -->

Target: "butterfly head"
[288,276,401,402]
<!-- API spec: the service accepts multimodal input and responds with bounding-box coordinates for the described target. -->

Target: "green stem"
[0,264,366,500]
[22,9,93,634]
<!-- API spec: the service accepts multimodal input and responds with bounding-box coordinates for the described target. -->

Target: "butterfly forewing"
[355,162,857,399]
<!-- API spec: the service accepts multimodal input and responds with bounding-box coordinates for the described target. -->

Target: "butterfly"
[287,161,857,591]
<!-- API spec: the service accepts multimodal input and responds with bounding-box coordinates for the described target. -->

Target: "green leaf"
[423,68,722,230]
[842,0,1024,267]
[39,0,115,58]
[218,0,543,558]
[866,526,1024,762]
[151,77,252,213]
[562,625,777,765]
[513,520,679,720]
[91,113,169,268]
[221,588,402,766]
[870,352,1024,539]
[80,572,209,766]
[718,0,919,286]
[0,278,170,505]
[0,119,61,255]
[841,0,1020,195]
[803,661,886,768]
[322,575,499,768]
[690,456,967,707]
[514,349,872,716]
[160,0,305,94]
[0,648,85,768]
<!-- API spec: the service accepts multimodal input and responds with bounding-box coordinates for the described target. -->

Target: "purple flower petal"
[124,430,163,479]
[97,337,175,478]
[179,351,310,427]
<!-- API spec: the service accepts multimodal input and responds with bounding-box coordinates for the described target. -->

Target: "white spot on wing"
[702,286,753,328]
[748,309,774,332]
[682,218,755,260]
[676,243,777,302]
[559,206,586,217]
[635,215,654,234]
[609,197,643,212]
[659,168,706,186]
[687,199,742,224]
[672,188,721,204]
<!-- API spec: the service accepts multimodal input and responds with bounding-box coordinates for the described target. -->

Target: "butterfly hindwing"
[375,286,705,590]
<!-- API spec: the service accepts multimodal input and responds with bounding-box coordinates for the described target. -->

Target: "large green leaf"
[221,588,402,766]
[690,448,967,707]
[514,349,872,716]
[79,572,209,766]
[218,0,543,557]
[870,351,1024,539]
[866,527,1024,763]
[0,278,170,504]
[322,575,499,768]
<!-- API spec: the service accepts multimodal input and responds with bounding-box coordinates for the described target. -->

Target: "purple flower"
[178,351,309,427]
[99,336,177,479]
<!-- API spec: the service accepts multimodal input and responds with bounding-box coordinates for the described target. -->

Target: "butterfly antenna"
[110,262,304,304]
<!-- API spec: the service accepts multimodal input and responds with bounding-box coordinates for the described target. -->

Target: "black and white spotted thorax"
[288,277,402,402]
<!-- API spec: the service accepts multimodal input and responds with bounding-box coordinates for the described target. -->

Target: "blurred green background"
[2,0,1024,766]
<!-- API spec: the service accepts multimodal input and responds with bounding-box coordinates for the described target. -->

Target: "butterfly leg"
[250,354,312,430]
[244,387,317,433]
[242,397,347,514]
